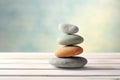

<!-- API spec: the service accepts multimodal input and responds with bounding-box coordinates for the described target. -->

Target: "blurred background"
[0,0,120,52]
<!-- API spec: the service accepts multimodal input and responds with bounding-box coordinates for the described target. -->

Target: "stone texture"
[49,57,87,68]
[55,46,83,57]
[59,24,79,34]
[57,34,84,45]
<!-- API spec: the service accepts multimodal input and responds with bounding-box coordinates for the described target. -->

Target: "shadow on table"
[56,66,120,70]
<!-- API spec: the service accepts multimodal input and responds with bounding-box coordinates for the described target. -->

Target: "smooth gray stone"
[57,34,84,45]
[49,57,87,68]
[59,24,79,34]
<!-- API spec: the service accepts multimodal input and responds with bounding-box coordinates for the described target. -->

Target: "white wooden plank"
[0,53,119,59]
[0,70,119,76]
[0,63,119,70]
[0,77,118,80]
[0,58,120,64]
[0,53,119,78]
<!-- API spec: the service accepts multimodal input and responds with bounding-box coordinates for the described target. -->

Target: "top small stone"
[59,24,79,34]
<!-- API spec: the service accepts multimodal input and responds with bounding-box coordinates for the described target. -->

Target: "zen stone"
[59,24,79,34]
[49,57,87,68]
[57,34,84,45]
[55,46,83,57]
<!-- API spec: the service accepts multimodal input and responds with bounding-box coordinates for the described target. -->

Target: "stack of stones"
[50,24,87,68]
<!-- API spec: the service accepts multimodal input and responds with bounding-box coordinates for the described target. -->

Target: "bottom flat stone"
[49,56,87,68]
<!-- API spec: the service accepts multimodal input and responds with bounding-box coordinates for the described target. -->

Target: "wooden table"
[0,53,119,80]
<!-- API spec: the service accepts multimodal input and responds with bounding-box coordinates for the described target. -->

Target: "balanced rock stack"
[50,24,87,68]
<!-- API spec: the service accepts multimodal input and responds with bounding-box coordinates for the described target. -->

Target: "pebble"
[57,34,84,45]
[59,24,79,34]
[55,46,83,57]
[49,57,87,68]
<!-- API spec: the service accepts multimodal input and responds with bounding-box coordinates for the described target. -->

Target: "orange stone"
[55,46,83,57]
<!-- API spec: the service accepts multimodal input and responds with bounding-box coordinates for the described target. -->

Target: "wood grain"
[0,52,119,80]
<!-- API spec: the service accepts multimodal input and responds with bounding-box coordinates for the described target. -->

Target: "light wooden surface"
[0,52,119,80]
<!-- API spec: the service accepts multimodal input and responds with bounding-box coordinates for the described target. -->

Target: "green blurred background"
[0,0,120,52]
